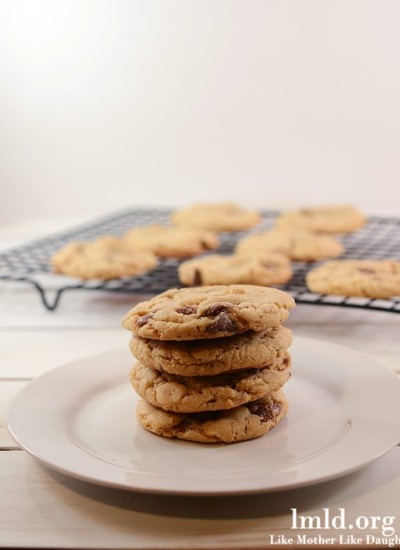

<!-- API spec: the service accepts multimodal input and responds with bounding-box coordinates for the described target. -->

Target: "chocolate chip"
[206,311,237,334]
[300,208,313,216]
[204,303,236,334]
[247,400,281,422]
[262,261,280,270]
[175,421,191,433]
[193,269,203,286]
[204,303,234,317]
[136,313,152,327]
[176,412,216,432]
[176,305,198,315]
[200,240,212,250]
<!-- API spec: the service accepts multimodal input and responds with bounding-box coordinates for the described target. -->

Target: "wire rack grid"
[0,209,399,313]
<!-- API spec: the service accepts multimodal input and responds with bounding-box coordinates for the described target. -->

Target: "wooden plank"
[0,449,399,548]
[0,285,149,330]
[0,381,28,449]
[0,329,129,378]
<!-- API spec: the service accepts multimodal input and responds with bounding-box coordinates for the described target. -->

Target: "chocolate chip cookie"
[276,205,365,234]
[122,285,295,340]
[124,224,219,258]
[171,202,261,232]
[136,390,288,443]
[178,253,292,286]
[236,229,343,262]
[130,325,292,376]
[130,353,291,413]
[306,259,400,298]
[52,236,158,280]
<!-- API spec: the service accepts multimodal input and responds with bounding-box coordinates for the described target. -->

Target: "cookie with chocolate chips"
[123,224,219,258]
[276,205,365,234]
[52,236,158,280]
[236,229,343,262]
[122,285,295,340]
[178,253,292,286]
[171,202,261,232]
[136,389,288,443]
[130,353,291,413]
[306,259,400,298]
[130,325,292,376]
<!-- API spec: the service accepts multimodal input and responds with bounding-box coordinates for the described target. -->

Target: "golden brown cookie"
[171,202,261,232]
[130,325,292,376]
[52,237,158,280]
[178,253,292,286]
[124,225,219,258]
[306,259,400,298]
[276,205,365,234]
[236,229,343,262]
[130,353,291,413]
[136,390,288,443]
[122,285,295,340]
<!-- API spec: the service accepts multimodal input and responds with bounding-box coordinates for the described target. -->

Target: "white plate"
[7,337,400,495]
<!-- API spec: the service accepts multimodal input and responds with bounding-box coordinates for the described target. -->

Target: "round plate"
[7,337,400,495]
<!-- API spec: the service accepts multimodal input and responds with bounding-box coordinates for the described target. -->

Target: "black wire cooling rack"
[1,209,400,312]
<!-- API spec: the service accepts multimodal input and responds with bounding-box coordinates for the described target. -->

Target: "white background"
[1,0,400,221]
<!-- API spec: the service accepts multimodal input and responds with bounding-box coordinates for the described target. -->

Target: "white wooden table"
[1,220,400,549]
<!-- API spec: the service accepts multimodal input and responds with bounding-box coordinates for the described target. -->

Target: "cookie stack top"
[122,285,295,341]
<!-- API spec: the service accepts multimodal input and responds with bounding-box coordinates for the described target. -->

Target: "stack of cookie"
[122,285,295,444]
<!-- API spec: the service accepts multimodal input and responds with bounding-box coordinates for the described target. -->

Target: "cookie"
[136,390,288,443]
[178,253,292,286]
[130,353,291,413]
[276,205,365,234]
[130,325,292,376]
[306,259,400,298]
[124,225,219,258]
[171,202,261,232]
[52,237,158,280]
[122,285,295,340]
[236,229,343,262]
